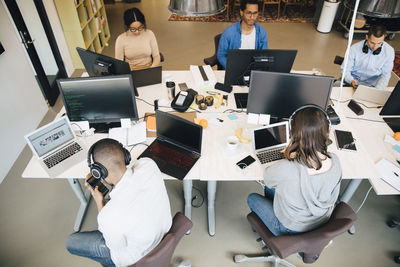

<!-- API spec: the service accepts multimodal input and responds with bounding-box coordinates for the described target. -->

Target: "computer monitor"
[76,47,138,96]
[57,74,139,133]
[247,71,334,119]
[380,80,400,116]
[224,49,298,86]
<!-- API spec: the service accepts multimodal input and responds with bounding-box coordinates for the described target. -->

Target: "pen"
[394,172,399,177]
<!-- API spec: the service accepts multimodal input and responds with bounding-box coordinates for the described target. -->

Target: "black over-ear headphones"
[87,138,131,180]
[289,104,331,132]
[362,40,382,55]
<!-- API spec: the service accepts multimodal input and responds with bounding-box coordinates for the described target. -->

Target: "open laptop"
[131,66,162,88]
[380,81,400,132]
[352,85,391,105]
[138,110,202,180]
[252,121,290,164]
[25,116,87,177]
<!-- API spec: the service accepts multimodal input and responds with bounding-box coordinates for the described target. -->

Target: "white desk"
[22,70,394,235]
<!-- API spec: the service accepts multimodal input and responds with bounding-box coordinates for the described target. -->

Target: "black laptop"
[131,66,162,88]
[138,110,202,180]
[380,81,400,132]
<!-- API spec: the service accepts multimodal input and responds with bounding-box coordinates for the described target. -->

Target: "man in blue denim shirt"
[217,0,268,69]
[341,24,394,90]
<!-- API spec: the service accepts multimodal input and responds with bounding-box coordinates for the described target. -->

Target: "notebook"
[131,66,162,88]
[252,121,290,164]
[352,85,391,105]
[25,116,87,177]
[375,158,400,192]
[138,110,202,180]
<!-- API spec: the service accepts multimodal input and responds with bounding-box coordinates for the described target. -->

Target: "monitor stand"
[90,122,121,133]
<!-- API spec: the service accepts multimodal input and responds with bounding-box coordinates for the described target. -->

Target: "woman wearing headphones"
[247,106,342,236]
[115,8,160,70]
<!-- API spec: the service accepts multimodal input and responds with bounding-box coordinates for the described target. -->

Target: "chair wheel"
[233,255,246,263]
[387,217,400,228]
[394,255,400,264]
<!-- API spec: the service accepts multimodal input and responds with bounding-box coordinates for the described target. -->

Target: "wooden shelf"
[54,0,111,69]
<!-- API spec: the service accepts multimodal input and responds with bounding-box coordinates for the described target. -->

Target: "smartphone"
[87,175,109,196]
[175,91,188,106]
[178,82,188,91]
[334,130,357,151]
[236,155,256,169]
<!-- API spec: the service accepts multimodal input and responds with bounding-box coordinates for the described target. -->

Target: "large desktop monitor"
[57,74,139,133]
[224,49,298,86]
[247,71,334,119]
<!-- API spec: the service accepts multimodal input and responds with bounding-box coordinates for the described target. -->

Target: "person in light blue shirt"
[217,0,268,69]
[341,24,395,90]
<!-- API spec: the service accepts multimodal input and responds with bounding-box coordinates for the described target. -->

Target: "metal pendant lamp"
[168,0,226,17]
[345,0,400,18]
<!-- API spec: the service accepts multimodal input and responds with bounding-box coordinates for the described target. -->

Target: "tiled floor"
[1,1,400,267]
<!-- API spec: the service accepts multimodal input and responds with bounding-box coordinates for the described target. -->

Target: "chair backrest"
[248,202,357,264]
[130,212,193,267]
[203,33,223,70]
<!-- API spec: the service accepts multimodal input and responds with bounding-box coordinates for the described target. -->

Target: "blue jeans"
[247,187,298,236]
[66,230,115,267]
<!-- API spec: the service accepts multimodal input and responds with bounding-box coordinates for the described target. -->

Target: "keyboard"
[43,142,82,169]
[149,142,197,171]
[256,148,284,164]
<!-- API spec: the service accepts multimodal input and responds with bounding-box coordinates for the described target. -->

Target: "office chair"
[203,34,224,70]
[387,216,400,264]
[102,212,192,267]
[234,202,357,267]
[160,52,165,63]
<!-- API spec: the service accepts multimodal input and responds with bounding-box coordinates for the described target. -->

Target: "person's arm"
[263,161,288,189]
[217,32,229,69]
[341,46,356,87]
[258,25,268,49]
[115,35,124,61]
[375,48,395,90]
[149,30,160,67]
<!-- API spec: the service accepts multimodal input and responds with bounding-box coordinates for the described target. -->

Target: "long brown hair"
[284,107,330,170]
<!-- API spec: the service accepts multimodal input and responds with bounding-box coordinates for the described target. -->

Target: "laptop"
[352,85,391,105]
[379,81,400,132]
[131,66,162,88]
[252,121,290,164]
[25,116,87,177]
[138,110,202,180]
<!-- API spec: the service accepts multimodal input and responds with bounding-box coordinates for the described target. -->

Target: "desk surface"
[22,71,396,194]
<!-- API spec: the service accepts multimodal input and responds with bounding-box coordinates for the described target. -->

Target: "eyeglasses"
[129,26,144,32]
[244,11,258,17]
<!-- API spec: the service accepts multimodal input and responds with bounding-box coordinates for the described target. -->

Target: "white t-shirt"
[240,27,256,49]
[98,158,172,267]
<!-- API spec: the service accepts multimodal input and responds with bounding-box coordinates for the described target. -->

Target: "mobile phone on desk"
[87,175,109,196]
[334,130,357,151]
[236,155,256,169]
[175,91,188,106]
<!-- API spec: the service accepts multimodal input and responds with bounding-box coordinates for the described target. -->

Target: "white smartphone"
[175,91,188,106]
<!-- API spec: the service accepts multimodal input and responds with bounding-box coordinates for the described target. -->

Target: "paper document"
[375,158,400,192]
[108,122,147,146]
[190,65,217,88]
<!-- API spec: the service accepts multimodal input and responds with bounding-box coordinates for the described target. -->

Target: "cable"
[136,97,170,109]
[355,186,373,213]
[330,98,351,103]
[128,142,149,152]
[191,185,204,208]
[223,109,245,113]
[345,116,385,123]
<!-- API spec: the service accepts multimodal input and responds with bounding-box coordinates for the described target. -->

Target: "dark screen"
[247,71,333,118]
[254,124,287,150]
[380,81,400,116]
[156,111,202,153]
[57,75,138,123]
[224,49,297,86]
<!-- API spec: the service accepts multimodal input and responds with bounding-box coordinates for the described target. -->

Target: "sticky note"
[120,118,132,128]
[247,113,259,124]
[227,113,238,120]
[146,116,156,131]
[259,114,270,125]
[394,145,400,154]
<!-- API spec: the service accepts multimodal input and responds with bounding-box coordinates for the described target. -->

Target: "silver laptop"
[252,121,290,164]
[352,85,391,105]
[25,116,87,177]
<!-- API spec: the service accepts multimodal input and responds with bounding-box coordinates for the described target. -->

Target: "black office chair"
[203,34,223,70]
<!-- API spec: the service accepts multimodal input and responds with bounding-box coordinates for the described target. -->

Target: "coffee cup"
[226,136,239,150]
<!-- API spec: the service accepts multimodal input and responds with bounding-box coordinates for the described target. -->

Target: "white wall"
[0,2,48,183]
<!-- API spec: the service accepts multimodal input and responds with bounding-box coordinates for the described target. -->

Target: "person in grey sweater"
[247,106,342,236]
